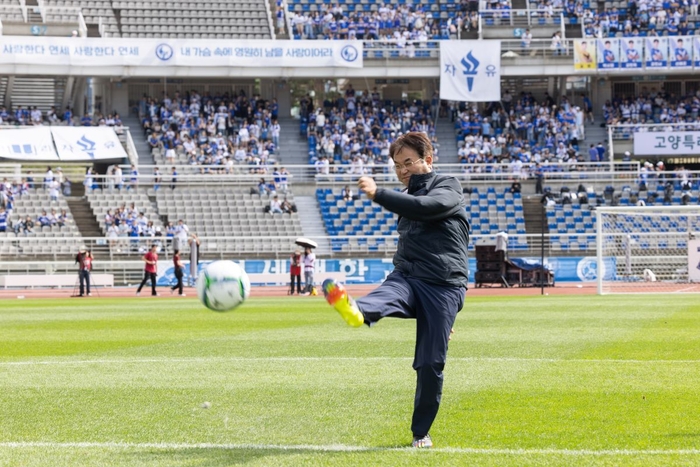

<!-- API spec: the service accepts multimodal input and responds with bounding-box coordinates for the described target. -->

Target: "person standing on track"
[75,247,92,297]
[170,248,185,296]
[136,244,159,296]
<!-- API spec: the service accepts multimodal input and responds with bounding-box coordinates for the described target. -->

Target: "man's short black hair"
[389,132,434,162]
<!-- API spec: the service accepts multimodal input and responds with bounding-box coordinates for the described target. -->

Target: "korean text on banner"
[633,131,700,156]
[597,38,619,70]
[0,127,58,161]
[0,38,363,68]
[439,40,500,102]
[51,127,127,161]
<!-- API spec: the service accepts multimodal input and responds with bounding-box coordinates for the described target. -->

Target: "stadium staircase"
[66,192,104,240]
[277,116,309,166]
[502,77,551,101]
[522,197,547,236]
[24,0,43,23]
[580,123,608,159]
[10,77,65,114]
[122,115,156,169]
[435,116,459,163]
[294,195,331,256]
[268,0,287,39]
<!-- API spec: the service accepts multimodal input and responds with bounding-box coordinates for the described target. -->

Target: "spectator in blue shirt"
[63,106,73,125]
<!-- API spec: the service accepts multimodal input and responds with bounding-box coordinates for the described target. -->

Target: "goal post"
[596,205,700,294]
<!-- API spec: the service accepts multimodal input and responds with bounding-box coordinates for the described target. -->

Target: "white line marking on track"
[674,285,700,293]
[1,356,700,366]
[1,441,700,456]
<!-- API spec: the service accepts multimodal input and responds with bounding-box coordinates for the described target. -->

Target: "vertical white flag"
[440,40,501,102]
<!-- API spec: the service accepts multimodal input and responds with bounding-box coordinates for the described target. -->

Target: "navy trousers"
[356,271,465,438]
[79,269,90,296]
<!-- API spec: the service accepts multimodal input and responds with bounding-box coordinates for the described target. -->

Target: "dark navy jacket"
[373,171,470,287]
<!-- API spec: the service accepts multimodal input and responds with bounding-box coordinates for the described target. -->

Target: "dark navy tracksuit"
[356,171,470,438]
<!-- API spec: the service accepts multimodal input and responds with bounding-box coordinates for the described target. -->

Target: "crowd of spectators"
[138,90,281,174]
[0,104,127,129]
[11,208,70,235]
[104,202,168,252]
[0,105,73,126]
[453,91,593,177]
[0,170,71,236]
[603,88,700,128]
[580,0,699,38]
[285,2,484,42]
[301,86,441,174]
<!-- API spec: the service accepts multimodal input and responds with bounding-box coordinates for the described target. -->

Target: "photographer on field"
[75,247,93,297]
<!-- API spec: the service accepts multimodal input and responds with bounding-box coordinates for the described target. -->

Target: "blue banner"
[156,257,616,286]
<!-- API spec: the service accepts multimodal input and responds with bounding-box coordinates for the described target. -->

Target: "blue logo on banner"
[340,45,358,62]
[461,51,480,92]
[76,135,96,158]
[576,257,600,281]
[155,44,174,61]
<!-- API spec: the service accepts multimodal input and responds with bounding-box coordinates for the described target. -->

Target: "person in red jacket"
[289,249,302,295]
[75,247,92,297]
[170,248,185,296]
[136,244,158,296]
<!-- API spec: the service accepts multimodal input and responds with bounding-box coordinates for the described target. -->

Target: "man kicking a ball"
[323,131,470,449]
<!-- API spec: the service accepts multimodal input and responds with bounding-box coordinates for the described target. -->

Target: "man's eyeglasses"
[393,159,425,171]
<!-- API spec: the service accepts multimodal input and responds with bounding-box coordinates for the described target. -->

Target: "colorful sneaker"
[412,434,433,449]
[322,279,364,327]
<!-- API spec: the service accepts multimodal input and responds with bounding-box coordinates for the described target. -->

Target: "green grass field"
[2,294,700,466]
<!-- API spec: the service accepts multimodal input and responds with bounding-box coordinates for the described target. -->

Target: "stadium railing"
[479,9,564,28]
[609,122,700,141]
[43,161,641,187]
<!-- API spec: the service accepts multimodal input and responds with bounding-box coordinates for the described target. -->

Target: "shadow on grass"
[126,447,404,466]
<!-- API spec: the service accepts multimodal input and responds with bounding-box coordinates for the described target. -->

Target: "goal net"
[596,206,700,294]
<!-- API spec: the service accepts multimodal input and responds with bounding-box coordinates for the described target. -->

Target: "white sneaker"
[135,292,140,296]
[179,293,186,297]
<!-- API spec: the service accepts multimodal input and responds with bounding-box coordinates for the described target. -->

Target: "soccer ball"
[196,260,251,312]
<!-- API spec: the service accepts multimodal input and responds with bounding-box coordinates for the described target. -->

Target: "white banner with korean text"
[439,40,500,102]
[51,127,128,161]
[0,127,58,161]
[0,37,363,68]
[633,131,700,156]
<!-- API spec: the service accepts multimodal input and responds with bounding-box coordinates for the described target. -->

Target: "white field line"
[1,356,700,366]
[0,441,699,456]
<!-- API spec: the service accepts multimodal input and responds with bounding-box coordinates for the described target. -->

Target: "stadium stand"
[112,0,273,39]
[454,95,587,170]
[316,187,398,252]
[465,187,528,248]
[317,184,528,252]
[285,3,461,41]
[86,187,163,236]
[154,188,304,254]
[580,0,691,38]
[302,91,438,170]
[1,188,81,256]
[140,92,281,172]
